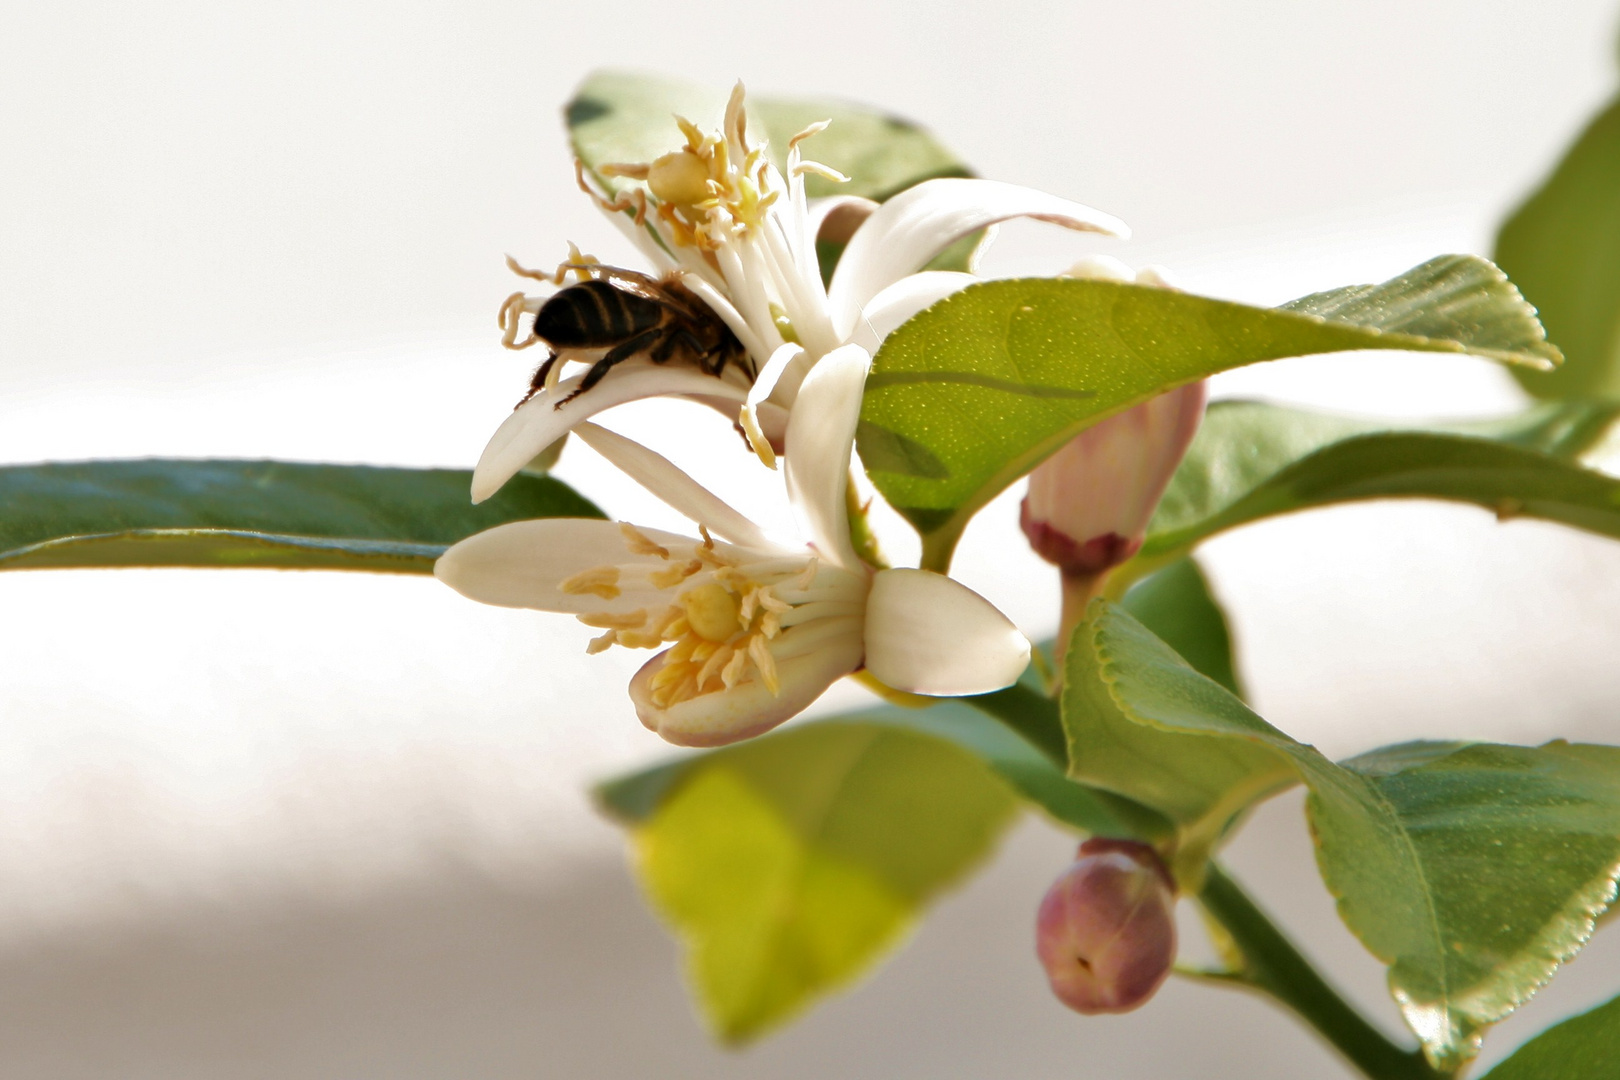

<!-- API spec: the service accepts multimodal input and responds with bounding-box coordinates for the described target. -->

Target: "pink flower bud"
[1035,838,1177,1015]
[1021,382,1207,576]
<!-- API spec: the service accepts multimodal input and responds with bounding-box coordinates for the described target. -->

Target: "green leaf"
[599,719,1016,1043]
[567,70,971,205]
[1061,600,1297,884]
[857,256,1561,568]
[1495,95,1620,400]
[1062,600,1620,1069]
[1134,399,1620,567]
[0,459,601,573]
[1120,555,1244,697]
[1481,991,1620,1080]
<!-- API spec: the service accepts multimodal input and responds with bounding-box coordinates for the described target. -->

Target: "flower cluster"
[437,84,1136,746]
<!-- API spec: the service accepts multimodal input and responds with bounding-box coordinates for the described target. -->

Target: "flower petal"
[434,518,709,615]
[863,568,1030,695]
[628,616,865,746]
[862,270,978,341]
[826,179,1130,339]
[783,343,871,571]
[808,195,879,245]
[573,422,781,551]
[471,362,748,503]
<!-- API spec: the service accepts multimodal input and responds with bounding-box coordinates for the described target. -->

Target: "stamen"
[560,566,620,599]
[749,635,780,695]
[577,609,648,630]
[793,160,850,184]
[586,631,616,655]
[619,523,670,559]
[649,559,702,589]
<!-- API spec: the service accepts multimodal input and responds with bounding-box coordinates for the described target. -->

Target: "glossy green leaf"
[1062,600,1620,1069]
[600,719,1016,1043]
[0,459,601,573]
[567,70,971,206]
[1495,95,1620,400]
[857,255,1561,568]
[1061,600,1297,884]
[1133,399,1620,567]
[1481,991,1620,1080]
[1120,555,1244,697]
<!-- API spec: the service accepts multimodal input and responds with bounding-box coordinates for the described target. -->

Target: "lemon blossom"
[470,83,1128,503]
[438,345,1030,747]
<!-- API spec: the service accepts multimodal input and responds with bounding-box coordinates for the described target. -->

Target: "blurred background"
[3,1,1620,1076]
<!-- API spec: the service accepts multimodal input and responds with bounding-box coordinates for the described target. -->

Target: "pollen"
[560,565,620,599]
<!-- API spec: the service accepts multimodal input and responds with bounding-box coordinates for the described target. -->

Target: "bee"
[501,261,751,409]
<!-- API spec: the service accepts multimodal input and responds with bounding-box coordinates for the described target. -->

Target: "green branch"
[1198,864,1453,1080]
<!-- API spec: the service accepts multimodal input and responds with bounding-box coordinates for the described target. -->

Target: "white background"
[3,2,1620,1076]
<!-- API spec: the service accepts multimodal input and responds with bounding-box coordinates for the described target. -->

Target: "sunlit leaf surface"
[859,256,1559,566]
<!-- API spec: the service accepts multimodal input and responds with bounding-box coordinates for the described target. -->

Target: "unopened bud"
[1036,838,1177,1015]
[1021,380,1206,576]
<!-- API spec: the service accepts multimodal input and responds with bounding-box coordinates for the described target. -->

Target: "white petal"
[863,568,1030,695]
[573,422,780,551]
[862,271,978,341]
[783,344,871,571]
[826,178,1130,339]
[628,617,865,746]
[471,363,748,503]
[434,518,711,615]
[808,195,879,244]
[739,342,806,466]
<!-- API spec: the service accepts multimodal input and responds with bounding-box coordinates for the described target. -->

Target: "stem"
[965,682,1067,768]
[1199,863,1452,1080]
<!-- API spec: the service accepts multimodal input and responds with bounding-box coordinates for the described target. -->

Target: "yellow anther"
[649,559,702,589]
[577,609,648,630]
[749,635,780,695]
[561,566,620,599]
[648,150,713,208]
[681,583,742,643]
[619,523,669,559]
[586,631,616,655]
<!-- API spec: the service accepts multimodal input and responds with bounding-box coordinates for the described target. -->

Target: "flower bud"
[1021,380,1206,576]
[1035,838,1177,1015]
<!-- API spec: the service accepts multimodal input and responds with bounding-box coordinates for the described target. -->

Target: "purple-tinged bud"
[1035,838,1177,1015]
[1021,381,1206,577]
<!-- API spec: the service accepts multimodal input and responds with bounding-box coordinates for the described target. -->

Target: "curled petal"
[434,518,710,616]
[808,195,879,245]
[783,344,871,571]
[864,568,1030,695]
[471,363,748,503]
[827,178,1130,339]
[573,423,781,551]
[629,617,865,746]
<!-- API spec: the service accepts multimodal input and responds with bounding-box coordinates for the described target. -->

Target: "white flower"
[470,82,1129,503]
[438,345,1031,747]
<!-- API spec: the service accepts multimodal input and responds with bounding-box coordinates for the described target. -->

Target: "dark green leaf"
[1481,991,1620,1079]
[1135,400,1620,566]
[600,719,1016,1043]
[1496,95,1620,400]
[0,459,601,573]
[1062,600,1620,1069]
[568,70,971,205]
[1120,555,1244,697]
[859,256,1560,568]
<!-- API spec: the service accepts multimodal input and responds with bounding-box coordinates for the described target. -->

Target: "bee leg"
[654,328,706,365]
[555,328,664,407]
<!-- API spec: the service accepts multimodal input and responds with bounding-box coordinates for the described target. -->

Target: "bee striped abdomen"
[533,279,662,348]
